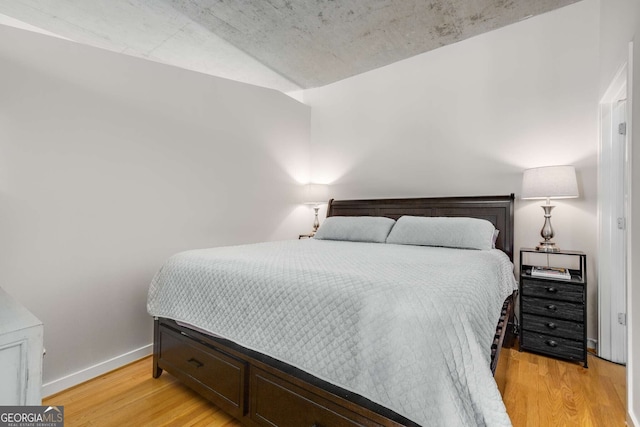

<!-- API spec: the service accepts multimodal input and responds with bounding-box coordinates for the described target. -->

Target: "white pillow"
[314,216,396,243]
[385,216,497,250]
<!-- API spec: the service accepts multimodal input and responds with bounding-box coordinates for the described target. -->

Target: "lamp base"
[312,206,320,232]
[536,241,560,252]
[535,204,559,252]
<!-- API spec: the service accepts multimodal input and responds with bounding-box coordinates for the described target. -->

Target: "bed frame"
[153,194,516,427]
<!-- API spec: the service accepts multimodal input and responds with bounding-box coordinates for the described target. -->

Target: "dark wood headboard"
[327,194,515,261]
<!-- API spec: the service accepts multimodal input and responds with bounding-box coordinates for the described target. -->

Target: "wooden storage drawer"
[521,279,583,303]
[250,367,381,427]
[522,332,584,361]
[159,326,246,418]
[520,296,583,322]
[521,313,583,341]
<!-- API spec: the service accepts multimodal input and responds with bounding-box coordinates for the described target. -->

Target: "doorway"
[598,63,629,364]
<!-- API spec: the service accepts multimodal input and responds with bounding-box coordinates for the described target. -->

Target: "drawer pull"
[187,357,204,368]
[546,304,557,311]
[546,287,558,293]
[546,322,557,330]
[545,340,558,348]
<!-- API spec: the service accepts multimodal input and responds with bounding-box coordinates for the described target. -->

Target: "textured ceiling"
[0,0,581,92]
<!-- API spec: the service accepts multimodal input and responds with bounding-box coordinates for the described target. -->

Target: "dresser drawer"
[251,367,380,427]
[521,296,583,322]
[521,332,584,362]
[159,327,246,418]
[521,278,583,303]
[521,313,583,341]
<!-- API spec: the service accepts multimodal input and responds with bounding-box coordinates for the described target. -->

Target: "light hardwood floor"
[44,349,625,427]
[499,349,626,427]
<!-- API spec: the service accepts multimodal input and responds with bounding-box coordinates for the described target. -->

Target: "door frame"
[598,60,631,364]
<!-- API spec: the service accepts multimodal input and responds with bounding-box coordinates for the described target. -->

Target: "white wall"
[0,25,311,393]
[305,1,600,338]
[599,1,640,424]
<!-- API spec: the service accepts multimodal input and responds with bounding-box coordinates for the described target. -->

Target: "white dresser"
[0,287,43,405]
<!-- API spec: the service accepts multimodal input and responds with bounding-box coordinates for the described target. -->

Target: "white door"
[598,67,628,364]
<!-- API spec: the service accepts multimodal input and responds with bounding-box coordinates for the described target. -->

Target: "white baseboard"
[629,412,639,427]
[587,337,597,350]
[42,343,153,398]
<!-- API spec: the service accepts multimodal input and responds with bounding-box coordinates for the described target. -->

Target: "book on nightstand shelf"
[530,266,571,280]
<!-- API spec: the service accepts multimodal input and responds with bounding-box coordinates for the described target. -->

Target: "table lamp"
[303,184,329,233]
[521,165,579,252]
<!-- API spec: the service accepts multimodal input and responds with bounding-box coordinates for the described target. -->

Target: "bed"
[148,194,517,427]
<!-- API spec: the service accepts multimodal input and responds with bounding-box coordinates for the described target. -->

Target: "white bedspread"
[147,239,516,426]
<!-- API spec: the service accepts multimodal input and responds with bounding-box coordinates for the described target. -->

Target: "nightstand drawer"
[522,332,584,361]
[521,296,583,322]
[521,278,583,303]
[521,313,583,340]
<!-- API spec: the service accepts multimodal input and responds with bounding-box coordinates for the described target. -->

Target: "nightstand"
[519,248,587,367]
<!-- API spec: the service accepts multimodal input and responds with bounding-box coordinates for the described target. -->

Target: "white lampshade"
[303,184,329,205]
[521,165,579,200]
